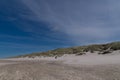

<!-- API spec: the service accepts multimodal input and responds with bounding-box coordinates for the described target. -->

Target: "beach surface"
[0,51,120,80]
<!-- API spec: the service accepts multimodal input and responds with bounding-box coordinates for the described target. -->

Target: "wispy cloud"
[20,0,120,45]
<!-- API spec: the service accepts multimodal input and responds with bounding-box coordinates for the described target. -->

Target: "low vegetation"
[15,41,120,58]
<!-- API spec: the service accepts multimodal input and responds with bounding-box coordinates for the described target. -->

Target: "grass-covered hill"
[15,41,120,58]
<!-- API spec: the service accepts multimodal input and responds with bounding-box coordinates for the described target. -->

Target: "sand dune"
[8,50,120,65]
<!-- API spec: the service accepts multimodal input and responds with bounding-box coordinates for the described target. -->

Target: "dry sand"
[0,51,120,80]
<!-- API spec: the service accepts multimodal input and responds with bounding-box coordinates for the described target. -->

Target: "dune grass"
[15,41,120,58]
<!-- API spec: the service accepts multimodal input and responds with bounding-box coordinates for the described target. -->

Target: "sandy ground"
[0,51,120,80]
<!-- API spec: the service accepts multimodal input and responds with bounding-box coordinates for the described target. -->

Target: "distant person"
[55,56,57,59]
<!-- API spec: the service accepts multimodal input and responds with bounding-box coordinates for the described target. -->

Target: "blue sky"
[0,0,120,58]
